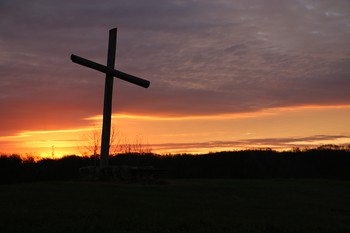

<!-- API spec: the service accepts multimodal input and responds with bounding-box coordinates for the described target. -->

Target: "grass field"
[0,179,349,233]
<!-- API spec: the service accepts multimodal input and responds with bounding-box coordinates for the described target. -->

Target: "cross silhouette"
[71,28,150,170]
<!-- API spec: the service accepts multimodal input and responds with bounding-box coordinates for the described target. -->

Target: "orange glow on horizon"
[1,104,350,158]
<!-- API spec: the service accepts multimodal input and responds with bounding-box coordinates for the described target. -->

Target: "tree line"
[1,146,350,184]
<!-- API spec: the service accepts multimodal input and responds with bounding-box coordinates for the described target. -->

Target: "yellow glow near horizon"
[0,128,95,158]
[1,104,350,158]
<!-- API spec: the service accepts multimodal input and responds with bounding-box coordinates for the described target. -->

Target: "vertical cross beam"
[100,28,117,169]
[71,28,150,172]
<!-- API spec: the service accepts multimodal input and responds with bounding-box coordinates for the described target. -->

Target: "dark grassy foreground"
[0,179,349,233]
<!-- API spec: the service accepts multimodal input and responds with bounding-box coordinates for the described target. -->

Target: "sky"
[1,0,350,157]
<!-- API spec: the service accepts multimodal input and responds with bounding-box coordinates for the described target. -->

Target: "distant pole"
[100,28,117,169]
[51,145,55,159]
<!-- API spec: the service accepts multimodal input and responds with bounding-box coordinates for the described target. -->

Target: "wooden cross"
[71,28,150,170]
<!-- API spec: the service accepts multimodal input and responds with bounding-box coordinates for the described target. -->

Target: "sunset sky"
[1,0,350,157]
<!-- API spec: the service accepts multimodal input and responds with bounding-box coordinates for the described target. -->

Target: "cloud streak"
[152,134,350,153]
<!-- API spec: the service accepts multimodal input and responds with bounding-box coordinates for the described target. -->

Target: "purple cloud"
[1,0,350,136]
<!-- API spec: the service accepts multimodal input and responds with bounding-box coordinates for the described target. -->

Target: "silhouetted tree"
[79,125,120,158]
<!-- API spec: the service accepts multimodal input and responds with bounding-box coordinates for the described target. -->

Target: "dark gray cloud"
[1,0,350,135]
[152,134,350,152]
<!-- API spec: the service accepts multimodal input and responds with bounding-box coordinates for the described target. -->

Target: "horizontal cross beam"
[71,54,150,88]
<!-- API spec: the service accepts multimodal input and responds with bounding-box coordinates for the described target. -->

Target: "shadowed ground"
[0,179,349,233]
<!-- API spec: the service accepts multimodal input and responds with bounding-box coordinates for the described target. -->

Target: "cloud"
[1,0,350,137]
[152,134,350,152]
